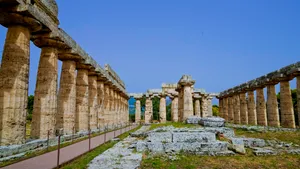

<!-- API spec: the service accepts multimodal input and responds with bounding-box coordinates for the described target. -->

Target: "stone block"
[172,132,216,143]
[199,117,225,127]
[136,141,147,152]
[253,148,277,156]
[243,138,266,148]
[186,116,202,124]
[228,138,246,154]
[147,142,164,154]
[146,132,172,143]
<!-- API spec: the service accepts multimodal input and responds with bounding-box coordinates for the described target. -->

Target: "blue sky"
[0,0,299,103]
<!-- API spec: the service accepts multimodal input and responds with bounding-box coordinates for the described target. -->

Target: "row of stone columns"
[219,77,299,128]
[0,23,129,146]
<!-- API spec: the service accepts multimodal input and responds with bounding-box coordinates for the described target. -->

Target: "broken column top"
[178,75,195,86]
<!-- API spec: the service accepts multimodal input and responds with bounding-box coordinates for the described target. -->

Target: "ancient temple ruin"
[129,75,218,124]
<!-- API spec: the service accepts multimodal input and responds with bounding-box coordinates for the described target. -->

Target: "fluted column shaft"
[247,91,257,125]
[0,26,30,145]
[280,81,295,128]
[201,98,209,117]
[88,75,98,130]
[171,97,179,122]
[256,88,267,126]
[267,84,280,127]
[297,76,300,126]
[145,98,152,123]
[159,96,166,123]
[75,69,89,132]
[218,99,223,118]
[97,80,104,128]
[223,97,228,121]
[207,97,213,117]
[31,46,58,139]
[233,94,241,124]
[135,99,141,123]
[182,86,193,121]
[56,60,76,135]
[228,96,234,122]
[195,99,201,117]
[240,93,248,124]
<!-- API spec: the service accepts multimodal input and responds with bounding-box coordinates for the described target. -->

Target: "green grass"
[61,126,142,169]
[234,128,300,145]
[149,122,199,131]
[0,125,137,168]
[141,153,300,169]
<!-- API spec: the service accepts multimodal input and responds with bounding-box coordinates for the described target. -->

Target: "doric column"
[233,94,241,124]
[171,96,179,122]
[135,98,141,123]
[115,91,120,125]
[201,98,209,117]
[159,94,167,123]
[256,88,267,126]
[239,92,248,124]
[88,74,98,130]
[297,76,300,126]
[97,79,105,129]
[195,98,201,117]
[0,14,41,145]
[110,87,115,125]
[207,96,213,117]
[218,98,223,118]
[280,81,295,128]
[266,84,280,127]
[247,90,257,125]
[223,97,228,121]
[31,36,65,139]
[145,96,152,123]
[228,96,234,122]
[56,58,77,135]
[75,67,89,132]
[104,84,111,127]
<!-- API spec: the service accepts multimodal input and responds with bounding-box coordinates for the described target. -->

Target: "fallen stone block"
[253,148,277,156]
[172,132,216,143]
[228,138,246,154]
[199,117,225,127]
[186,116,202,124]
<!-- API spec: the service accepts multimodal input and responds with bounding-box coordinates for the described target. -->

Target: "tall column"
[223,97,228,121]
[97,80,105,129]
[135,98,141,123]
[247,91,257,125]
[75,68,89,132]
[207,96,213,116]
[115,91,120,125]
[233,94,241,124]
[256,88,267,126]
[266,84,280,127]
[228,96,234,122]
[145,97,152,123]
[239,92,248,124]
[178,91,183,121]
[31,42,59,139]
[88,75,98,130]
[297,76,300,126]
[0,26,31,145]
[56,60,76,135]
[218,98,223,118]
[159,94,167,123]
[171,96,179,122]
[201,98,209,117]
[110,87,115,126]
[280,81,295,128]
[195,98,201,117]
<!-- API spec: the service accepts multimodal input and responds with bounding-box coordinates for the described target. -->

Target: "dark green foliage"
[27,95,34,121]
[152,97,160,120]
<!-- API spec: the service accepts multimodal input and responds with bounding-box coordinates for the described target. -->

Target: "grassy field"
[61,126,142,169]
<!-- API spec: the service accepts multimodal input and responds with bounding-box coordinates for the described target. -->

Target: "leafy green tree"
[27,95,34,121]
[166,103,171,121]
[152,97,160,121]
[212,105,219,116]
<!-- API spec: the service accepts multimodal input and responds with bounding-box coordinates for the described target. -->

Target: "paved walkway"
[2,125,137,169]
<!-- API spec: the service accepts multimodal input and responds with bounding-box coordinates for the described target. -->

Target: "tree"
[27,95,34,121]
[212,105,219,116]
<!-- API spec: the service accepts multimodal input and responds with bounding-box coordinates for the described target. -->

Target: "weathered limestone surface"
[280,81,295,128]
[89,75,98,130]
[201,98,209,117]
[218,99,223,118]
[159,96,166,123]
[256,88,267,126]
[103,84,110,127]
[97,80,105,128]
[75,69,89,132]
[233,95,241,124]
[195,99,201,117]
[177,75,195,121]
[223,97,228,121]
[0,26,30,145]
[207,97,213,117]
[31,46,58,139]
[239,93,248,124]
[266,85,279,127]
[228,97,234,123]
[135,99,141,123]
[56,60,76,135]
[145,97,152,123]
[171,97,179,122]
[247,91,257,125]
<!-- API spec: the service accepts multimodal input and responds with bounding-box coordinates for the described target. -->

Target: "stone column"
[31,41,60,139]
[266,84,280,127]
[177,91,183,121]
[135,98,141,123]
[228,96,234,122]
[171,96,179,122]
[0,25,31,145]
[88,74,98,130]
[97,80,105,129]
[145,97,152,123]
[159,94,167,123]
[56,59,77,135]
[75,68,89,132]
[195,98,201,117]
[218,98,223,118]
[239,92,248,124]
[297,76,300,126]
[280,81,295,128]
[256,88,267,126]
[110,87,115,126]
[247,91,257,125]
[207,96,213,117]
[223,97,228,121]
[233,94,241,124]
[201,98,209,117]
